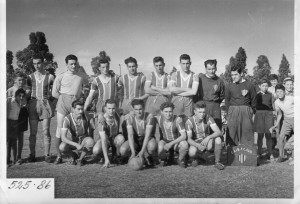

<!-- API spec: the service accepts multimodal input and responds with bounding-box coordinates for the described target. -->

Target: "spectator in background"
[7,89,28,165]
[283,77,294,96]
[7,72,27,103]
[268,74,278,99]
[254,79,274,161]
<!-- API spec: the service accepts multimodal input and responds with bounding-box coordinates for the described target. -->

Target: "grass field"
[7,117,294,198]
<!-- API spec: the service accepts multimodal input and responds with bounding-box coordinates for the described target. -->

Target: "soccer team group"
[7,53,294,170]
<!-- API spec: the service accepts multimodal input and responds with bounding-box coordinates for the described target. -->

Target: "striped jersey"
[27,72,54,99]
[126,112,155,138]
[98,112,120,138]
[91,74,119,102]
[169,71,198,89]
[155,115,186,141]
[63,113,91,142]
[118,73,146,99]
[185,115,215,140]
[146,71,169,89]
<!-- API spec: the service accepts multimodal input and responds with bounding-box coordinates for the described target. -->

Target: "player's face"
[100,63,110,75]
[206,64,217,78]
[73,105,84,116]
[14,77,24,88]
[154,61,165,75]
[276,89,285,99]
[127,62,137,75]
[231,71,242,83]
[161,107,173,120]
[221,110,227,118]
[270,79,278,87]
[33,59,44,72]
[82,88,90,98]
[105,103,116,116]
[284,81,293,93]
[67,59,78,73]
[259,83,269,93]
[15,93,25,104]
[133,104,144,118]
[194,108,206,120]
[180,59,191,72]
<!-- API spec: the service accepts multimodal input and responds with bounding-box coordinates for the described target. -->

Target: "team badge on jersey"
[213,84,218,92]
[241,89,248,96]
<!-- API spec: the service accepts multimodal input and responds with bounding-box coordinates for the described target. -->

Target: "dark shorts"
[254,110,273,133]
[7,119,20,140]
[203,101,222,129]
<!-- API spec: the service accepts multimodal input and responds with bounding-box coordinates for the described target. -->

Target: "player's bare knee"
[179,141,189,150]
[215,137,221,144]
[59,142,68,153]
[114,134,125,146]
[85,138,95,150]
[147,139,157,152]
[189,146,197,158]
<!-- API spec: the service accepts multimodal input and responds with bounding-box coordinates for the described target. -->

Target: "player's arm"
[144,81,162,96]
[150,85,171,95]
[138,116,154,157]
[270,106,283,133]
[98,122,110,167]
[51,75,62,99]
[168,72,190,94]
[61,119,82,150]
[84,89,96,111]
[126,118,136,159]
[177,74,199,97]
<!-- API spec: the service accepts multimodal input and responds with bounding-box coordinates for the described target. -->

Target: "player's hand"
[76,144,83,151]
[200,137,210,150]
[269,126,274,134]
[97,113,106,125]
[102,160,110,168]
[129,153,136,161]
[164,143,171,151]
[137,151,144,158]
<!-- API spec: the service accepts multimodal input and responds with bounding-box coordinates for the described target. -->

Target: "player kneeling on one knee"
[60,99,95,166]
[118,99,157,168]
[156,102,189,168]
[93,99,125,168]
[186,102,224,170]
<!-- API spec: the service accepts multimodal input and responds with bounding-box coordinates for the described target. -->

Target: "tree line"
[7,32,292,88]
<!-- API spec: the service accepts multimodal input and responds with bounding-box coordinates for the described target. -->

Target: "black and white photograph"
[0,0,298,203]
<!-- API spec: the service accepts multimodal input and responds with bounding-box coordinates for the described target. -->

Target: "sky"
[6,0,294,76]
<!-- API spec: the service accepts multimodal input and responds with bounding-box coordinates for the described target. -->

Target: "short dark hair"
[269,74,278,81]
[160,102,175,111]
[220,106,226,112]
[105,99,117,106]
[14,71,25,79]
[194,102,206,110]
[179,54,191,62]
[230,64,242,74]
[131,99,144,108]
[65,55,78,64]
[124,57,137,65]
[204,59,217,68]
[275,84,285,92]
[32,53,44,62]
[72,98,84,108]
[15,88,26,97]
[99,58,110,65]
[153,56,165,64]
[259,79,269,85]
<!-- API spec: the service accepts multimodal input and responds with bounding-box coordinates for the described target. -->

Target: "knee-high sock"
[214,143,223,163]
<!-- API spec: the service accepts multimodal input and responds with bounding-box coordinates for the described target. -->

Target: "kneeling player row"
[59,99,225,170]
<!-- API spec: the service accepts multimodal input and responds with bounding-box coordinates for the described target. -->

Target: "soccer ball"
[128,156,144,171]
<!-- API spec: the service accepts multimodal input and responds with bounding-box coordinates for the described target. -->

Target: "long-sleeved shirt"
[256,91,273,111]
[198,73,225,103]
[225,80,257,113]
[52,70,89,98]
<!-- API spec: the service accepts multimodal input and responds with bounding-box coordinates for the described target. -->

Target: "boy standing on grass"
[254,79,274,161]
[269,84,294,163]
[7,89,28,165]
